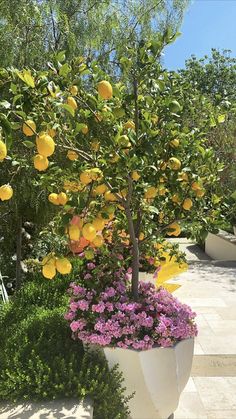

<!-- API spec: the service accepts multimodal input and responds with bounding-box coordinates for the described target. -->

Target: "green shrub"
[0,276,131,418]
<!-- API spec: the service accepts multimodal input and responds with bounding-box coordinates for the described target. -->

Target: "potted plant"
[0,36,223,418]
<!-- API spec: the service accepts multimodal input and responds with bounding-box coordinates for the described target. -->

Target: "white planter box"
[101,338,194,419]
[205,230,236,260]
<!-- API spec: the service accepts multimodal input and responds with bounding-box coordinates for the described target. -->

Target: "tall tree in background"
[0,0,189,69]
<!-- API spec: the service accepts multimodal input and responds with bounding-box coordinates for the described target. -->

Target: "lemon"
[67,150,78,161]
[168,157,181,171]
[70,85,78,96]
[131,171,140,181]
[69,224,80,241]
[144,187,157,199]
[178,172,189,182]
[97,80,113,99]
[92,235,104,247]
[0,140,7,161]
[22,119,36,136]
[56,258,72,275]
[94,184,107,195]
[183,198,193,210]
[172,194,181,204]
[124,120,135,130]
[36,133,55,157]
[167,222,181,237]
[117,135,129,148]
[104,191,117,202]
[82,223,97,241]
[89,168,103,181]
[170,139,179,148]
[42,263,56,279]
[160,161,167,171]
[33,154,49,171]
[191,181,202,191]
[67,96,77,110]
[109,153,120,163]
[58,192,68,205]
[196,189,205,197]
[48,128,56,138]
[81,125,89,134]
[84,249,95,260]
[91,140,100,152]
[80,170,92,185]
[0,184,13,201]
[92,217,106,231]
[48,193,60,205]
[139,232,145,241]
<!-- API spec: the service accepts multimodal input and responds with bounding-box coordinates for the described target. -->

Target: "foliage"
[0,278,130,418]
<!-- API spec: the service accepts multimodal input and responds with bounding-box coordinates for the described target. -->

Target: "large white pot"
[103,338,194,419]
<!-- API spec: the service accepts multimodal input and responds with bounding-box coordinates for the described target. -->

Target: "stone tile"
[217,306,236,320]
[183,377,197,392]
[207,410,236,419]
[194,377,236,410]
[178,298,227,308]
[197,335,236,354]
[174,392,207,419]
[191,355,236,377]
[194,341,205,355]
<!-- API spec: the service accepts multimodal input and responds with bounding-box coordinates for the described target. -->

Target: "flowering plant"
[65,263,197,350]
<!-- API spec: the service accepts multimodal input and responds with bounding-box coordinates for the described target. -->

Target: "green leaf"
[0,100,11,109]
[0,113,12,135]
[59,63,71,77]
[147,206,159,214]
[23,141,35,149]
[59,104,75,117]
[217,114,226,124]
[56,50,66,63]
[23,70,35,88]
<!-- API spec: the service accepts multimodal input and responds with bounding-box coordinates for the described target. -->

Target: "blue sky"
[163,0,236,70]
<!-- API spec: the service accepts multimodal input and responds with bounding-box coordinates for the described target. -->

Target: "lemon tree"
[0,36,225,297]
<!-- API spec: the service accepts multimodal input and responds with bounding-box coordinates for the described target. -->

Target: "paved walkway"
[170,239,236,419]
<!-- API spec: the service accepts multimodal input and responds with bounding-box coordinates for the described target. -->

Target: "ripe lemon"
[91,140,100,151]
[191,181,202,191]
[92,235,104,247]
[178,172,189,182]
[168,157,181,171]
[183,198,193,210]
[139,232,145,241]
[196,189,205,197]
[69,224,80,241]
[92,217,106,231]
[67,96,77,110]
[42,263,56,279]
[33,154,49,171]
[124,120,135,130]
[0,140,7,161]
[104,191,117,202]
[0,184,13,201]
[82,223,97,241]
[81,125,89,134]
[160,161,167,171]
[48,193,60,205]
[89,168,103,181]
[58,192,68,205]
[36,133,55,157]
[131,171,140,181]
[70,85,78,96]
[80,170,92,185]
[170,139,179,148]
[172,194,181,204]
[94,184,107,195]
[22,120,36,136]
[56,258,72,275]
[167,222,181,237]
[145,187,157,199]
[97,80,113,99]
[67,150,78,161]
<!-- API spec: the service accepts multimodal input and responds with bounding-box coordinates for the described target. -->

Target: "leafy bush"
[0,276,130,418]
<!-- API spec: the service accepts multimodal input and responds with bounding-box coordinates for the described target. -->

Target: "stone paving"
[170,239,236,419]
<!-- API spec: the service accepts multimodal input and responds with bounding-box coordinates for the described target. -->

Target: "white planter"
[234,226,236,236]
[102,338,194,419]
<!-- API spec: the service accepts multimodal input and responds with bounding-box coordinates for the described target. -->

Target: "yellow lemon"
[92,217,106,231]
[144,187,157,199]
[172,194,181,204]
[80,170,92,185]
[124,120,135,130]
[131,171,140,181]
[67,96,77,110]
[92,235,104,247]
[109,153,120,163]
[0,185,13,201]
[67,150,78,161]
[56,258,72,275]
[22,119,36,136]
[82,223,97,241]
[196,189,205,197]
[168,157,181,171]
[89,168,103,181]
[94,184,107,195]
[97,80,113,99]
[58,192,68,205]
[178,172,189,182]
[91,140,100,152]
[167,222,181,237]
[36,133,55,157]
[104,191,117,202]
[69,224,80,241]
[183,198,193,211]
[48,193,60,205]
[81,125,89,134]
[0,140,7,161]
[160,161,167,171]
[42,263,56,279]
[139,232,145,241]
[70,85,78,96]
[170,139,179,148]
[191,181,202,191]
[33,154,49,171]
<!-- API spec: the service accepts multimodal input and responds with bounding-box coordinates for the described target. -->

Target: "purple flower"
[84,273,92,280]
[87,263,96,270]
[77,300,89,311]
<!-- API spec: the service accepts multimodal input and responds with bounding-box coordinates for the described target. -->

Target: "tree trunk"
[125,206,139,300]
[15,216,22,290]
